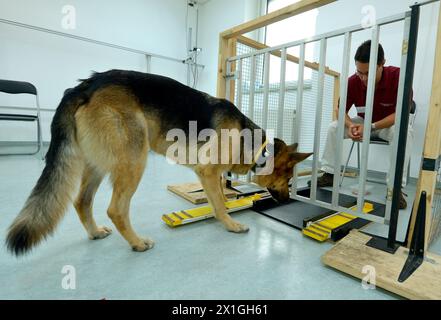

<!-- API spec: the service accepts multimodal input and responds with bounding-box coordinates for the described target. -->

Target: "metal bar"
[291,43,306,196]
[356,25,380,216]
[35,94,44,159]
[262,52,271,130]
[384,15,412,223]
[332,32,352,207]
[357,142,360,170]
[0,95,44,157]
[340,141,356,187]
[227,13,408,63]
[225,60,232,102]
[277,48,287,138]
[145,55,152,73]
[293,44,306,146]
[0,106,55,112]
[236,59,243,111]
[248,55,257,121]
[387,5,420,249]
[310,38,327,202]
[187,27,192,87]
[224,61,234,189]
[292,194,386,224]
[0,18,179,62]
[247,55,257,183]
[0,17,206,68]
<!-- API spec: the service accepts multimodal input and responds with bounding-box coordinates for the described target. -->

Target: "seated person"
[311,40,414,209]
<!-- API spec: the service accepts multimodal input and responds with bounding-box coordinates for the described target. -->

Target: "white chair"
[340,101,416,187]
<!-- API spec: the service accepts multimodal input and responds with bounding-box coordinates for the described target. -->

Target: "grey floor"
[1,146,440,300]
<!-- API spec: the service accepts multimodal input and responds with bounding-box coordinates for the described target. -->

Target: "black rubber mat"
[252,187,385,233]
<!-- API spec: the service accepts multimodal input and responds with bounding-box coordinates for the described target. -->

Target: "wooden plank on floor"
[167,182,239,204]
[322,230,441,300]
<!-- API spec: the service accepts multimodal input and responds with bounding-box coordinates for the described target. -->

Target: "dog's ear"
[286,143,298,153]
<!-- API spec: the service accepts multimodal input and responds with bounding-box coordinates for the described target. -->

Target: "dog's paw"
[89,226,112,240]
[131,237,155,252]
[225,220,249,233]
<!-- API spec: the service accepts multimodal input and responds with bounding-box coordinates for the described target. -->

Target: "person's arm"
[335,102,359,139]
[352,113,396,139]
[336,80,360,139]
[344,113,354,128]
[336,80,355,128]
[336,110,359,140]
[335,105,353,126]
[373,113,395,130]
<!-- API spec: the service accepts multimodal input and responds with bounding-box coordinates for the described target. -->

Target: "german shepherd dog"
[6,70,312,255]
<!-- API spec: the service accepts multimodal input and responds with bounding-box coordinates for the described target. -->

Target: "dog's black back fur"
[69,69,259,136]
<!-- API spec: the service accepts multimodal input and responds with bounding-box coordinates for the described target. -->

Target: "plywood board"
[322,230,441,300]
[167,182,239,204]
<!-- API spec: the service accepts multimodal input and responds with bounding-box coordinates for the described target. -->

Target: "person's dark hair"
[355,40,385,65]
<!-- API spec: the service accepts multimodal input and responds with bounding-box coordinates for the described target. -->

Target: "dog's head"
[253,138,312,203]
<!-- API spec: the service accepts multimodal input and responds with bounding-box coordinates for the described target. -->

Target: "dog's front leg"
[219,175,229,203]
[197,169,249,233]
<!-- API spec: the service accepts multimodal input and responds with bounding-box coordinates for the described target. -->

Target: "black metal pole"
[387,5,420,249]
[226,172,232,189]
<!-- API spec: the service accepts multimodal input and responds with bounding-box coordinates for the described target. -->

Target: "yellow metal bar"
[303,202,374,242]
[162,194,262,228]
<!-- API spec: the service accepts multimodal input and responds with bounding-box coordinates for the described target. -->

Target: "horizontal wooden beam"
[221,0,336,40]
[237,35,340,78]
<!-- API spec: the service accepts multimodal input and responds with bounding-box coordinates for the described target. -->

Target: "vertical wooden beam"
[217,35,229,99]
[407,4,441,250]
[228,38,237,102]
[217,36,237,101]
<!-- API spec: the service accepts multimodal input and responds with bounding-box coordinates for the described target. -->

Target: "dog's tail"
[6,87,89,256]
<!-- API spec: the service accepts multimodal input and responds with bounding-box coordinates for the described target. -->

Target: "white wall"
[197,0,264,95]
[0,0,190,142]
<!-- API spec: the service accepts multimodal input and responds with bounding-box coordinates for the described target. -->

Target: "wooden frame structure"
[406,2,441,250]
[217,0,441,299]
[216,0,340,117]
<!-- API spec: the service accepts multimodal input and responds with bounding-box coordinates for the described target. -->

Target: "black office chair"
[0,79,43,157]
[340,101,416,187]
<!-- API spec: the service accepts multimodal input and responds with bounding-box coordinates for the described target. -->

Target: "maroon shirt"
[346,66,401,123]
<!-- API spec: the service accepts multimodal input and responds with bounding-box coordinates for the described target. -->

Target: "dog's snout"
[268,188,290,203]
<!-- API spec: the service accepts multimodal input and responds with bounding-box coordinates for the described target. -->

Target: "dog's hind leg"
[107,160,154,252]
[74,165,111,240]
[197,169,249,233]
